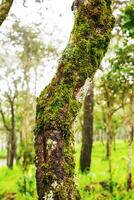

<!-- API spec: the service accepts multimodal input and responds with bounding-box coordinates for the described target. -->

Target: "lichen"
[34,0,114,199]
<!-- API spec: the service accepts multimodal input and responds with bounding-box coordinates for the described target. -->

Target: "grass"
[75,140,134,199]
[0,140,134,199]
[0,165,22,194]
[0,165,37,200]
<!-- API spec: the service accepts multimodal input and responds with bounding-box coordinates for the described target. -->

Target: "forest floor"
[0,141,134,199]
[76,141,134,199]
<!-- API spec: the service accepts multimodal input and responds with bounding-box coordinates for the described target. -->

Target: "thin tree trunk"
[107,119,113,192]
[0,95,16,169]
[6,99,16,168]
[127,124,132,191]
[113,133,116,151]
[7,131,16,168]
[106,108,113,192]
[21,67,32,171]
[106,133,110,158]
[7,135,10,167]
[34,1,114,199]
[80,79,94,172]
[126,96,133,191]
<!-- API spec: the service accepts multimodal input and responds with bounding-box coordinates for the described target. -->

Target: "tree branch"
[0,107,12,132]
[0,0,14,26]
[112,105,122,115]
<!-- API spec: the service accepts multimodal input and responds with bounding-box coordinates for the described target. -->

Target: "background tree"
[96,26,134,191]
[0,90,17,169]
[8,21,46,169]
[0,53,20,168]
[108,1,134,189]
[109,42,134,190]
[0,19,57,171]
[80,78,94,172]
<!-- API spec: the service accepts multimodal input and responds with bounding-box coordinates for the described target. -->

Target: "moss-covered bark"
[0,0,14,26]
[34,0,114,199]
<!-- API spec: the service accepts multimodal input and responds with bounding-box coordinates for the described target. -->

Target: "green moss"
[34,0,114,199]
[35,0,114,133]
[0,0,13,26]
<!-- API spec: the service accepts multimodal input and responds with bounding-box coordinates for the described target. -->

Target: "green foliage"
[17,172,36,199]
[122,1,134,37]
[109,42,134,94]
[0,166,22,195]
[9,21,45,67]
[18,142,35,166]
[0,165,37,200]
[0,149,6,159]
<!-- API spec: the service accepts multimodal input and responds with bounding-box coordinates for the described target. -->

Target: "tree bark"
[107,111,113,192]
[126,96,133,191]
[34,0,114,199]
[127,124,133,191]
[80,79,94,172]
[7,130,16,168]
[7,97,16,168]
[0,0,14,26]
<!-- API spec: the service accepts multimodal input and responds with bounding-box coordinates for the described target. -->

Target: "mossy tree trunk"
[80,79,94,172]
[34,0,114,199]
[0,0,14,26]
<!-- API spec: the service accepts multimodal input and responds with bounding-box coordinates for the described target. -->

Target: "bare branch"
[0,107,12,132]
[0,0,14,26]
[112,105,122,115]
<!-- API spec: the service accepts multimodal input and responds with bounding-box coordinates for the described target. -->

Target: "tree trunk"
[7,131,16,168]
[0,0,14,26]
[107,116,113,192]
[106,134,110,158]
[22,90,31,169]
[21,62,33,170]
[7,136,11,167]
[34,1,114,199]
[6,99,16,169]
[113,133,116,151]
[126,96,133,191]
[80,79,94,172]
[127,124,132,191]
[104,102,113,192]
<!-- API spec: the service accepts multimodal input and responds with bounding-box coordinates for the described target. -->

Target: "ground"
[0,141,134,200]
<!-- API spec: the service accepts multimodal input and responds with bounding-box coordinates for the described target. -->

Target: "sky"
[7,0,74,48]
[0,0,74,96]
